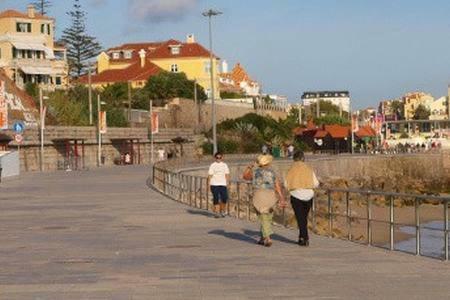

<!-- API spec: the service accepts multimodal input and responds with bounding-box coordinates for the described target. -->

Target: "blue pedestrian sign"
[13,122,25,134]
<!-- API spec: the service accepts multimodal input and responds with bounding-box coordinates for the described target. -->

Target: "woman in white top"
[207,152,230,218]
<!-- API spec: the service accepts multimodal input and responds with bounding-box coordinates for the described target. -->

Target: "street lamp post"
[88,65,93,125]
[203,9,222,155]
[97,95,106,166]
[39,88,49,171]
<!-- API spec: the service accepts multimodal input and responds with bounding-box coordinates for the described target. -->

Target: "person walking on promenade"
[285,150,319,246]
[208,152,230,218]
[245,154,286,247]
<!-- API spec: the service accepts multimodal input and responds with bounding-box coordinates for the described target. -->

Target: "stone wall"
[183,154,449,194]
[3,126,199,172]
[154,98,288,130]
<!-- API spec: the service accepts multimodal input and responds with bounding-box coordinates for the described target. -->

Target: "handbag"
[253,189,277,214]
[242,166,253,181]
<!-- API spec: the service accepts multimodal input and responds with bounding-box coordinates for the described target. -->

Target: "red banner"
[151,112,159,134]
[351,113,359,133]
[99,111,107,134]
[0,81,8,130]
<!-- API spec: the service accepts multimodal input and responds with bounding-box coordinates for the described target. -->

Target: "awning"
[11,41,55,59]
[20,66,54,75]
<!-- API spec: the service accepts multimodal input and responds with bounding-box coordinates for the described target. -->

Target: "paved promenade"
[1,166,450,299]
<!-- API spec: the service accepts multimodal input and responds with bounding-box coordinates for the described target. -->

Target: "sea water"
[395,221,448,259]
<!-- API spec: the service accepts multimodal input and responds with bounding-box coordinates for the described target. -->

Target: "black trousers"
[290,196,313,241]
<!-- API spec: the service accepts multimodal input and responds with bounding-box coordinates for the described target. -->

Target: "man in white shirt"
[285,150,319,246]
[208,152,230,218]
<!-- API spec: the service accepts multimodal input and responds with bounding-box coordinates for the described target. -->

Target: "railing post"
[445,199,448,261]
[199,178,203,209]
[328,189,332,237]
[389,195,394,251]
[206,180,209,211]
[346,191,351,240]
[415,198,420,256]
[367,192,372,246]
[312,194,316,233]
[189,176,193,206]
[237,182,241,219]
[247,183,251,221]
[178,174,182,202]
[194,177,198,208]
[227,183,231,216]
[152,165,156,186]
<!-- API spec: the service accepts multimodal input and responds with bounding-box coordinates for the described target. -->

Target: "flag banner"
[99,111,107,134]
[0,81,8,130]
[351,113,359,132]
[151,112,159,134]
[374,114,383,135]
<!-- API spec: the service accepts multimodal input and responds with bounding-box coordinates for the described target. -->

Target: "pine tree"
[61,0,102,78]
[30,0,51,15]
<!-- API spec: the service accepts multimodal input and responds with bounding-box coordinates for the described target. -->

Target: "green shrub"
[202,139,239,155]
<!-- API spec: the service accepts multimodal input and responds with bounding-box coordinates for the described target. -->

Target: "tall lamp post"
[39,88,49,171]
[202,9,222,155]
[97,95,106,166]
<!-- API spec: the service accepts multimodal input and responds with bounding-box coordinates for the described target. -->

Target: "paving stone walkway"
[1,166,450,299]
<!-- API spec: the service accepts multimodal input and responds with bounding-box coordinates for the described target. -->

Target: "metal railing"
[151,164,450,261]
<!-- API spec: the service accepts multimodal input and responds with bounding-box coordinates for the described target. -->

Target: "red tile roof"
[105,39,217,61]
[78,60,161,85]
[355,126,377,138]
[324,125,350,139]
[0,9,52,20]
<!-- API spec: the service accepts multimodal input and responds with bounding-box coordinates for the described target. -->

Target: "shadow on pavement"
[186,209,217,218]
[209,228,297,245]
[242,229,297,245]
[208,229,257,244]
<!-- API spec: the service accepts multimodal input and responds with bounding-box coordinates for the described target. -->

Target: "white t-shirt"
[208,162,230,186]
[157,149,165,160]
[289,172,319,201]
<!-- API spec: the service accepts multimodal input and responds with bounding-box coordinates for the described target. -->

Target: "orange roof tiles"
[0,9,52,20]
[78,60,161,85]
[106,39,216,60]
[355,126,377,138]
[324,125,350,139]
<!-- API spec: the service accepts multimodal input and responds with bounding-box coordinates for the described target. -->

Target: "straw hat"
[257,154,273,167]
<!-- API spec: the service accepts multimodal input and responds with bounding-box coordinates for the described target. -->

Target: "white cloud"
[128,0,199,23]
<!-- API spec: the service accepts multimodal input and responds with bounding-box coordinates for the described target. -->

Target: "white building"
[301,91,350,112]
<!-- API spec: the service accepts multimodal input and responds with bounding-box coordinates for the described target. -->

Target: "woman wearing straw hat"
[247,154,286,247]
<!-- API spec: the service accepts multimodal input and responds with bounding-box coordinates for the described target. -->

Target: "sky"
[1,0,450,109]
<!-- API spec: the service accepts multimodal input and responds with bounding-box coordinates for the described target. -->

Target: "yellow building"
[0,5,68,90]
[402,92,434,120]
[83,35,220,98]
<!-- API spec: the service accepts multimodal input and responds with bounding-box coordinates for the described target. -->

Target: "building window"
[171,64,178,73]
[204,61,211,74]
[16,22,31,33]
[124,51,132,59]
[41,24,45,33]
[55,77,62,85]
[112,52,120,59]
[47,24,51,35]
[36,51,41,59]
[170,46,180,55]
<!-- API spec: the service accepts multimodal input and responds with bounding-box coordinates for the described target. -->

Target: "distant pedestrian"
[157,148,165,161]
[124,152,131,165]
[285,150,319,246]
[208,152,230,218]
[262,144,268,155]
[246,154,286,247]
[287,144,295,158]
